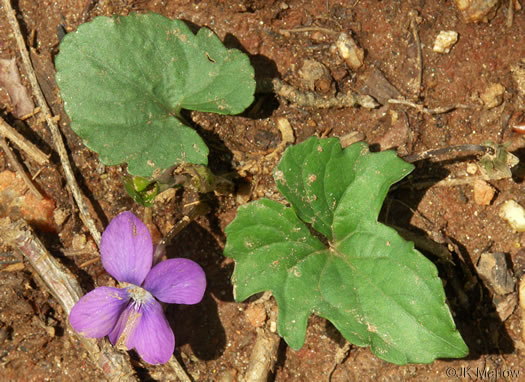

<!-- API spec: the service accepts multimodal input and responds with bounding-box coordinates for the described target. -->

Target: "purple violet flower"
[69,211,206,364]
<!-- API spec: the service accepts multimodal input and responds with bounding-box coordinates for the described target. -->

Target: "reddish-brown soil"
[1,0,525,381]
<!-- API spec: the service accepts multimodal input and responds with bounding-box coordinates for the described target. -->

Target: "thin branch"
[2,0,101,245]
[167,358,192,382]
[392,225,455,265]
[507,0,515,28]
[0,217,138,381]
[153,201,210,264]
[404,174,496,189]
[401,144,494,163]
[0,137,43,199]
[388,98,474,114]
[409,14,423,98]
[279,26,338,35]
[327,342,351,382]
[244,327,281,382]
[0,116,50,165]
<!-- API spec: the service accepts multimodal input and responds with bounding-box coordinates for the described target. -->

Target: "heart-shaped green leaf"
[225,137,468,364]
[55,13,255,177]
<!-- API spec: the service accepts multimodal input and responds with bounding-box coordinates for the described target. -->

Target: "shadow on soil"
[164,220,233,361]
[384,157,514,360]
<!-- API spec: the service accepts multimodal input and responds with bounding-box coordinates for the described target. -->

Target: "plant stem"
[153,202,210,264]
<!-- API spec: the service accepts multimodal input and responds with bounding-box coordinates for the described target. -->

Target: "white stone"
[433,31,459,54]
[499,200,525,232]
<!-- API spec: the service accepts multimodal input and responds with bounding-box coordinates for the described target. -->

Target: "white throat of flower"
[114,283,154,350]
[125,284,153,310]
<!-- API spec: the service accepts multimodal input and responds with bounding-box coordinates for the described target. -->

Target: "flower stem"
[153,201,210,264]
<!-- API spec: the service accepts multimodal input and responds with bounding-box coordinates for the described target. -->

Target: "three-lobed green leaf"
[225,137,468,364]
[56,13,255,177]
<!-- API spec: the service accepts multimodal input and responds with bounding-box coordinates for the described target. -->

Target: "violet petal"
[108,302,140,346]
[143,258,206,304]
[100,211,153,285]
[69,286,129,338]
[125,298,175,365]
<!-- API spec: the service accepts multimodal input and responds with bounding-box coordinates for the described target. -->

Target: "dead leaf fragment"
[359,68,401,105]
[0,170,55,231]
[0,58,35,117]
[375,112,410,154]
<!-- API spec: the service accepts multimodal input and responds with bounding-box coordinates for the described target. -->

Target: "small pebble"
[310,31,326,43]
[433,31,458,54]
[334,32,364,70]
[53,208,70,227]
[473,179,495,205]
[466,162,478,175]
[46,325,56,338]
[453,0,499,22]
[499,200,525,232]
[494,293,517,322]
[480,83,505,109]
[244,304,267,328]
[71,234,87,250]
[476,252,516,295]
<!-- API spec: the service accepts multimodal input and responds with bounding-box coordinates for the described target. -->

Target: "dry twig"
[242,292,281,382]
[279,26,338,35]
[0,137,43,199]
[167,358,192,382]
[392,225,454,265]
[244,328,281,382]
[507,0,515,28]
[0,116,49,165]
[409,13,423,98]
[401,144,494,163]
[388,98,473,114]
[2,0,101,245]
[327,342,351,382]
[152,201,210,264]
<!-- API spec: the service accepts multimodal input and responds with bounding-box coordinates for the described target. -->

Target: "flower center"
[126,285,153,310]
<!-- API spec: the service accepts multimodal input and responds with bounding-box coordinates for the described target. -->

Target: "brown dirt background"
[1,0,525,381]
